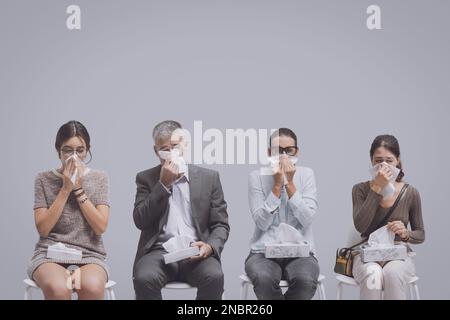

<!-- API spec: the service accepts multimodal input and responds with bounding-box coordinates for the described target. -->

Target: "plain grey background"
[0,0,449,299]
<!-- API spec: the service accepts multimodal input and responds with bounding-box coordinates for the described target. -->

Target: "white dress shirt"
[157,171,199,244]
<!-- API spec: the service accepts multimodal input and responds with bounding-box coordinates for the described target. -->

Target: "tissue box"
[360,244,407,263]
[163,246,200,264]
[265,242,310,258]
[47,243,82,261]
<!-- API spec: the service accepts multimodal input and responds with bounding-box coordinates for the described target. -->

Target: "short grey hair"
[152,120,182,142]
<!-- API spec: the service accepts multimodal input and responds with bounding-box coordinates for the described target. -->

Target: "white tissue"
[267,155,298,167]
[158,148,188,174]
[368,225,395,247]
[162,235,194,253]
[369,162,400,199]
[260,155,298,185]
[162,235,199,264]
[47,242,82,261]
[65,154,79,184]
[271,223,304,243]
[360,226,407,262]
[264,223,310,258]
[64,154,90,184]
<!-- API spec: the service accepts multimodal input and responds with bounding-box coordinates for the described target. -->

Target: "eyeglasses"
[60,147,86,157]
[157,144,181,152]
[270,146,298,156]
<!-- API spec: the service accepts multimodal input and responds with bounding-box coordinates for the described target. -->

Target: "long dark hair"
[370,134,404,182]
[55,120,92,163]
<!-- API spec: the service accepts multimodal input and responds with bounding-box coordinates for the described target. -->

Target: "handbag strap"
[348,183,409,250]
[375,183,409,232]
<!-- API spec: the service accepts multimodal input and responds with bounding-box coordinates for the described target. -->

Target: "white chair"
[163,281,226,299]
[239,274,327,300]
[336,274,420,300]
[23,278,117,300]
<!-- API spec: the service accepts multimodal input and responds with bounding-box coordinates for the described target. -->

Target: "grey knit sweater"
[27,169,110,278]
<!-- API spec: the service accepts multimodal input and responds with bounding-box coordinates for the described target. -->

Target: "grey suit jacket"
[132,164,229,273]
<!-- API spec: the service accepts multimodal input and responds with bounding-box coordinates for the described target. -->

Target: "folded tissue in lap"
[162,235,200,264]
[264,223,311,258]
[46,242,82,261]
[360,226,407,263]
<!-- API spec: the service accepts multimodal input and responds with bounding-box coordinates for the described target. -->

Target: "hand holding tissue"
[162,235,200,264]
[46,242,82,261]
[264,223,310,258]
[260,155,298,185]
[369,162,400,199]
[360,226,407,263]
[158,148,188,174]
[65,154,90,185]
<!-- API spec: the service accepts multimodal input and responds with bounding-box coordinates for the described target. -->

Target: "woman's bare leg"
[75,264,107,300]
[33,263,72,300]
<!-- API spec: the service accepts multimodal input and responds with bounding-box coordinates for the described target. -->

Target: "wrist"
[159,178,172,188]
[273,182,283,189]
[160,178,172,188]
[60,187,71,197]
[286,181,296,197]
[74,190,86,199]
[370,182,383,195]
[74,178,83,189]
[207,244,214,256]
[77,195,88,205]
[73,187,83,195]
[401,231,410,242]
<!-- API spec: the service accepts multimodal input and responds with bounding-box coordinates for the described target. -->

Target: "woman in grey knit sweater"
[28,121,110,300]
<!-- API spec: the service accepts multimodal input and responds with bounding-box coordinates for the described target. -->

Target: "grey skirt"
[27,249,110,281]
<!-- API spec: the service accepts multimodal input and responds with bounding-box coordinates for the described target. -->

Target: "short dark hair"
[370,134,404,182]
[55,120,92,163]
[269,128,298,148]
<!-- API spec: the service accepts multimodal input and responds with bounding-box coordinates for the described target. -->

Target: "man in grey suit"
[132,120,229,300]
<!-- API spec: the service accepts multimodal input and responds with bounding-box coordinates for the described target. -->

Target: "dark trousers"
[245,252,320,300]
[133,246,224,300]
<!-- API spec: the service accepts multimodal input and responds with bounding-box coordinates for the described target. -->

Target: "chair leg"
[110,289,116,300]
[336,282,343,300]
[413,283,420,300]
[318,282,326,300]
[240,282,249,300]
[408,284,414,300]
[24,286,32,300]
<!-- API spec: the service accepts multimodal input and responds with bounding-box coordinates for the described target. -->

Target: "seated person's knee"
[203,268,224,287]
[41,280,71,299]
[79,277,105,298]
[133,269,165,290]
[289,273,317,290]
